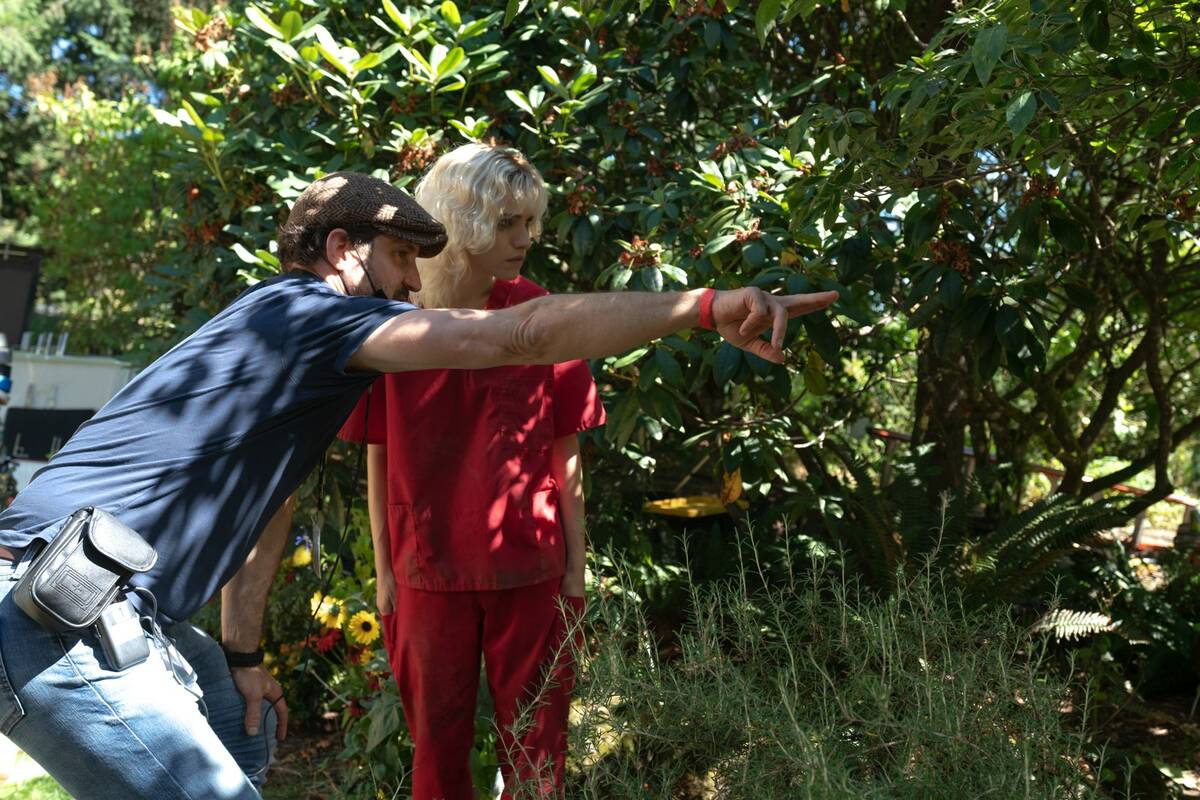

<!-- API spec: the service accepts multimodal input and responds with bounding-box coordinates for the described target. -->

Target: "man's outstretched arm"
[348,287,838,374]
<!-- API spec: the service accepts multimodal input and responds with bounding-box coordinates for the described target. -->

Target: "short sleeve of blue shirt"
[0,272,410,623]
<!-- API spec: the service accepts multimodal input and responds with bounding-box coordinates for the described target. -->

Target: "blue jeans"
[0,552,276,799]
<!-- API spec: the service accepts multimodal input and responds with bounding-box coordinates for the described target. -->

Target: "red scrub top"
[338,277,606,591]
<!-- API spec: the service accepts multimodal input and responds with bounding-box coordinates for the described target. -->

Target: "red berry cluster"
[929,239,971,278]
[270,83,303,108]
[618,235,662,267]
[1019,175,1061,207]
[193,16,230,52]
[679,1,727,17]
[392,141,437,176]
[388,95,421,115]
[566,185,597,216]
[734,218,762,242]
[183,221,224,247]
[710,132,759,159]
[1174,192,1195,221]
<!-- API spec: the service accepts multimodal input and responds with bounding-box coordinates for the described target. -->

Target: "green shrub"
[541,537,1099,799]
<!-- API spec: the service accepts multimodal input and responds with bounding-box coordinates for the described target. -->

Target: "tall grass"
[509,536,1100,799]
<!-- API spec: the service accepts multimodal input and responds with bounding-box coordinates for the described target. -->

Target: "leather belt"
[0,546,16,563]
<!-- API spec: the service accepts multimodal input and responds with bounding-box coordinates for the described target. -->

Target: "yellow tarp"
[643,495,747,518]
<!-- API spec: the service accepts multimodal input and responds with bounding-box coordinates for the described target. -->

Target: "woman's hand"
[560,569,586,598]
[376,567,397,615]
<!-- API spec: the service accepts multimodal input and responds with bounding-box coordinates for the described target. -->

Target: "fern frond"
[1032,609,1115,641]
[964,496,1123,603]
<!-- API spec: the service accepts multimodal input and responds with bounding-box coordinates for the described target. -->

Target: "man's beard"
[360,258,389,300]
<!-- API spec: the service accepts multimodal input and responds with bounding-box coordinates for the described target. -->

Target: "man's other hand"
[231,664,289,742]
[713,288,839,363]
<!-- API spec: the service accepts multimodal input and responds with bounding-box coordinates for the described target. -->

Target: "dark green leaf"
[663,334,702,359]
[962,298,992,339]
[572,218,594,255]
[703,20,721,50]
[1081,0,1110,52]
[641,266,664,292]
[1049,214,1086,251]
[746,351,774,376]
[904,196,939,248]
[755,0,783,46]
[1064,283,1099,311]
[503,0,521,27]
[836,234,872,284]
[905,265,943,307]
[1184,109,1200,136]
[703,234,737,256]
[971,25,1007,86]
[654,348,685,387]
[1143,108,1176,139]
[644,386,683,429]
[1006,90,1037,136]
[938,270,964,308]
[714,342,743,386]
[786,273,814,293]
[873,260,896,296]
[802,312,840,365]
[742,241,765,267]
[803,351,828,395]
[978,341,1002,381]
[638,360,659,392]
[995,305,1024,349]
[907,296,941,329]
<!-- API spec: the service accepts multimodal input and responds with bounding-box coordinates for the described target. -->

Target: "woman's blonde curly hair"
[412,142,547,309]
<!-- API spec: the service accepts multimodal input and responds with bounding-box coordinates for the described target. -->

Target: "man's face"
[354,235,422,302]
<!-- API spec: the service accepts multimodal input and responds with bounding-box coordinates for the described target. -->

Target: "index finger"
[770,296,788,351]
[243,694,263,736]
[275,697,289,742]
[782,291,839,317]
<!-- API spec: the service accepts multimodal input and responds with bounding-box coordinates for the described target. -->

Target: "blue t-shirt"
[0,272,407,623]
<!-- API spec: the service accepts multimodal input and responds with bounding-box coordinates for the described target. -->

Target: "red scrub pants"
[382,578,584,800]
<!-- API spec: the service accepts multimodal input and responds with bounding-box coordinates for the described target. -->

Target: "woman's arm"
[552,434,587,598]
[366,444,395,615]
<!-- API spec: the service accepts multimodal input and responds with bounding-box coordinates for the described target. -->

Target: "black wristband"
[220,643,264,668]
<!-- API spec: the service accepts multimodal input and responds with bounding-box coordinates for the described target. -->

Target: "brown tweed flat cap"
[285,171,448,257]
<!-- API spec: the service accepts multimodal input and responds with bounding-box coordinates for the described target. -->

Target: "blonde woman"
[340,143,604,798]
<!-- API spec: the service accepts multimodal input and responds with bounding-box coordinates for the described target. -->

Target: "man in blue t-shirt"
[0,171,837,799]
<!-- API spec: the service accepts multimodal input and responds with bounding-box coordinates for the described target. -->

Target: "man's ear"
[324,227,354,272]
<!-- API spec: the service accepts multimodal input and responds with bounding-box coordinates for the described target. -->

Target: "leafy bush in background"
[28,0,1199,521]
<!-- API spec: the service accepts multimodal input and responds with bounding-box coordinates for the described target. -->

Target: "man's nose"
[405,258,422,290]
[514,227,532,250]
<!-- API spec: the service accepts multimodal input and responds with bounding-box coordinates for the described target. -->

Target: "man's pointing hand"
[713,288,840,363]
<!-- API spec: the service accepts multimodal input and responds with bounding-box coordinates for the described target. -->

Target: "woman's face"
[466,201,537,282]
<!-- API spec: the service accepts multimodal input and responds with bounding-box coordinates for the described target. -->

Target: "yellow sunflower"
[347,610,381,646]
[310,592,345,629]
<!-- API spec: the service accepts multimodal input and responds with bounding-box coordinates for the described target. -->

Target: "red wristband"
[698,288,717,330]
